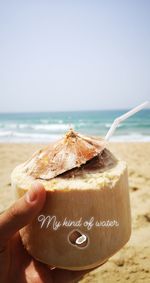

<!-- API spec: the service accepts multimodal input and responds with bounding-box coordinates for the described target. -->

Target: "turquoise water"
[0,109,149,142]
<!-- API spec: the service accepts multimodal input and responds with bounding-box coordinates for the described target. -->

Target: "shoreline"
[0,139,150,144]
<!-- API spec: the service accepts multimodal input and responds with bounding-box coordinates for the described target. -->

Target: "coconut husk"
[23,129,106,180]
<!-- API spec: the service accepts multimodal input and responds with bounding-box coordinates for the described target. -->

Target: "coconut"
[11,129,131,271]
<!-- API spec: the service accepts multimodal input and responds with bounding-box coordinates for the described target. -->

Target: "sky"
[0,0,150,112]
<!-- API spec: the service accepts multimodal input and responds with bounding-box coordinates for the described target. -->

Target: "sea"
[0,109,149,143]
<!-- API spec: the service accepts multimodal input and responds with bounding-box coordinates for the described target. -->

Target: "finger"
[51,267,96,283]
[0,182,46,247]
[51,260,107,283]
[51,268,94,283]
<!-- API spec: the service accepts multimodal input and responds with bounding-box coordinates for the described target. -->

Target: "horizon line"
[0,108,149,115]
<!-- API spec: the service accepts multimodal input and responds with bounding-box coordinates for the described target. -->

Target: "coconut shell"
[23,129,106,180]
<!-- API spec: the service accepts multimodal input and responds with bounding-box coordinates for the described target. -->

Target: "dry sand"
[0,143,150,283]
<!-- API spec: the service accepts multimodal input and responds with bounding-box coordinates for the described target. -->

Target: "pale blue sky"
[0,0,150,112]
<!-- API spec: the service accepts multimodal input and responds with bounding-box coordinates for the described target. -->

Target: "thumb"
[0,182,46,248]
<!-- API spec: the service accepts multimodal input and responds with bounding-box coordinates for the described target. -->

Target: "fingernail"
[26,185,38,203]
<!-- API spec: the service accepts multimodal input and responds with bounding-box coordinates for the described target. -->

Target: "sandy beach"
[0,142,150,283]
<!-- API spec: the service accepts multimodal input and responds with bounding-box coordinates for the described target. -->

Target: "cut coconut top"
[23,129,107,180]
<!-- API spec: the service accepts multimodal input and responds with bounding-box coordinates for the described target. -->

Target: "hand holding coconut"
[11,101,149,271]
[0,182,94,283]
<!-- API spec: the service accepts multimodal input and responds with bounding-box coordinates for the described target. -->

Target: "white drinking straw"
[105,101,149,141]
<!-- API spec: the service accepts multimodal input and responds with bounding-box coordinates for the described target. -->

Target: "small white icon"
[75,234,87,245]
